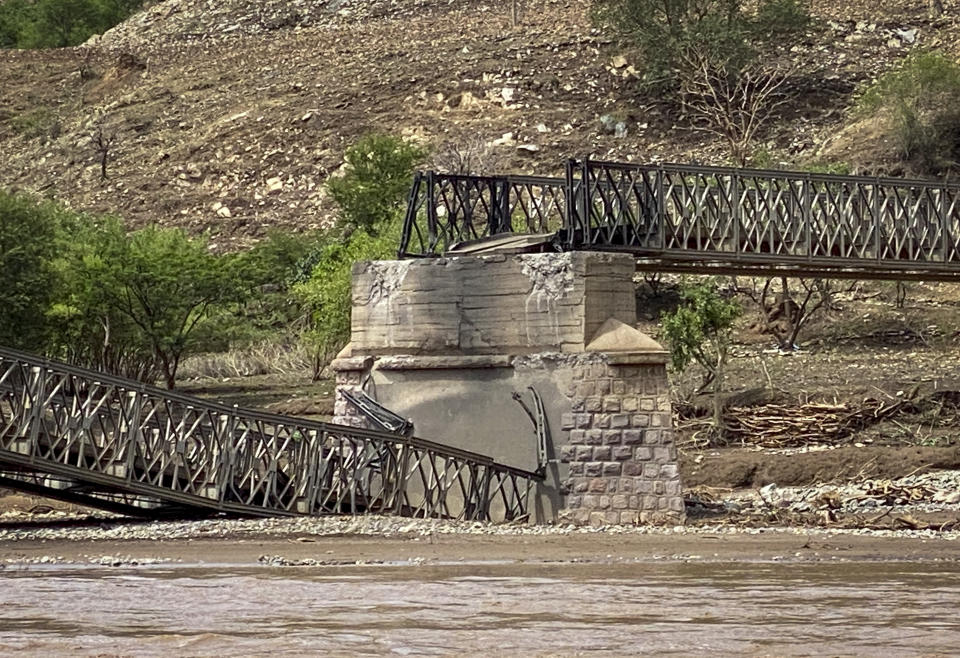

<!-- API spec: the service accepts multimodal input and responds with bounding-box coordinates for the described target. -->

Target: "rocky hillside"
[2,0,959,246]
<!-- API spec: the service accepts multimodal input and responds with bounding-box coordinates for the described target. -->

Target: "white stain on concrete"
[520,254,574,346]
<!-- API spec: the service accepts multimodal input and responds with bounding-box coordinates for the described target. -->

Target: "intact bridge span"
[400,159,960,281]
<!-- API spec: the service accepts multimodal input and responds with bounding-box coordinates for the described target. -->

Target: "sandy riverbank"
[2,514,959,568]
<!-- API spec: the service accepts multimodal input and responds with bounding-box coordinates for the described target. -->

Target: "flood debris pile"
[722,399,905,447]
[680,389,960,449]
[688,470,960,530]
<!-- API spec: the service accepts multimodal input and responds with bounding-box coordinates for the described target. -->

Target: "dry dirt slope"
[2,0,960,246]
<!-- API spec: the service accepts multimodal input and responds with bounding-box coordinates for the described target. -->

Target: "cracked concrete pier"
[332,252,684,525]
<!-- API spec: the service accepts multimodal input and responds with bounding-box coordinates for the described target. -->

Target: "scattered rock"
[599,114,628,139]
[894,28,918,44]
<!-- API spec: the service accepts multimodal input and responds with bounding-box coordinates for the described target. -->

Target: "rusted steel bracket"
[340,389,413,436]
[512,386,550,478]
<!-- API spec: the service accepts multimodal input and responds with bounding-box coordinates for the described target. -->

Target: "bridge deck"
[0,348,539,521]
[400,159,960,280]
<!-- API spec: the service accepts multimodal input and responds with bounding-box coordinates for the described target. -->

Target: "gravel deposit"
[719,469,960,517]
[1,512,959,547]
[4,472,960,558]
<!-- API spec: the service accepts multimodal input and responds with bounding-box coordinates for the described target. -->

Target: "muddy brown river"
[1,560,959,655]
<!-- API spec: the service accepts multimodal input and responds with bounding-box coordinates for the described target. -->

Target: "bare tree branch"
[678,49,793,165]
[92,122,118,181]
[731,276,857,350]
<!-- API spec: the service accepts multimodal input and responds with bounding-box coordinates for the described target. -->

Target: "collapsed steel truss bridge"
[400,159,960,280]
[0,347,539,520]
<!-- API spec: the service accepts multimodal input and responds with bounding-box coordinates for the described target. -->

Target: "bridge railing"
[570,159,960,268]
[398,170,569,257]
[0,347,540,521]
[400,159,960,274]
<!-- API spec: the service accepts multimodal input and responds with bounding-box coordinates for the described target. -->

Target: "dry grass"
[179,341,314,380]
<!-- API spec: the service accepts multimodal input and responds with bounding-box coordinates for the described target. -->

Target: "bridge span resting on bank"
[0,347,540,520]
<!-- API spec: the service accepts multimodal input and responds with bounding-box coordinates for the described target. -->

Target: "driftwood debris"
[722,398,906,447]
[678,388,960,448]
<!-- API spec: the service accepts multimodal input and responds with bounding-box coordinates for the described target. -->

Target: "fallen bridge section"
[0,347,540,521]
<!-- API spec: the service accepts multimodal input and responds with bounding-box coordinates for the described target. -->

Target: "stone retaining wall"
[556,357,683,525]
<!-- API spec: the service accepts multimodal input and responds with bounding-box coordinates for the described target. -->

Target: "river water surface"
[1,560,959,655]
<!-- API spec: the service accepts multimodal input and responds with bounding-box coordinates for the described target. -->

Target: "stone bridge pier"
[332,252,684,525]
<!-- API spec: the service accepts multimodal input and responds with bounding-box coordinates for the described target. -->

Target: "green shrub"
[661,281,740,437]
[591,0,810,86]
[857,51,960,174]
[801,160,852,176]
[0,0,30,47]
[10,107,58,139]
[294,134,425,369]
[327,134,426,233]
[225,229,324,348]
[0,0,142,48]
[752,0,811,38]
[293,222,400,366]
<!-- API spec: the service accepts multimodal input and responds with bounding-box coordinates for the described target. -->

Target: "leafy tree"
[225,229,323,346]
[0,0,142,48]
[327,134,426,234]
[0,0,30,47]
[293,223,400,371]
[37,0,99,47]
[857,50,960,174]
[592,0,809,87]
[241,229,320,291]
[1,189,312,388]
[0,191,62,351]
[50,220,255,389]
[85,227,253,389]
[661,281,740,438]
[295,134,425,372]
[46,213,155,380]
[592,0,808,163]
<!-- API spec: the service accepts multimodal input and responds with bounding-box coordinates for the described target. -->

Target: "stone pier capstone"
[332,252,684,525]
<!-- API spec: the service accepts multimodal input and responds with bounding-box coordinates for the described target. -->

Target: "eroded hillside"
[2,0,959,245]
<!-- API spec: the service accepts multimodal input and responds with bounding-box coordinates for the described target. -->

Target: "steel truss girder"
[0,348,540,522]
[399,159,960,281]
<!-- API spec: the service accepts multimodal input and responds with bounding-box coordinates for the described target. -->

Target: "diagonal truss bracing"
[399,158,960,280]
[0,347,539,521]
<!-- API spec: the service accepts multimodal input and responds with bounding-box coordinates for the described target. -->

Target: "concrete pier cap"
[332,252,685,526]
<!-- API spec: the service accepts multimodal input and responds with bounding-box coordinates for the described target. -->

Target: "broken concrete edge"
[364,354,513,371]
[332,349,667,373]
[329,353,373,373]
[350,251,638,356]
[353,251,633,271]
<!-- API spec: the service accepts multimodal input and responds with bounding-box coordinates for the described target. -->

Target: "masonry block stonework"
[332,252,684,525]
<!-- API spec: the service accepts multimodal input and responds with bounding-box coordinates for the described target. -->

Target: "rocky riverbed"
[3,465,960,569]
[2,510,960,571]
[686,467,960,530]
